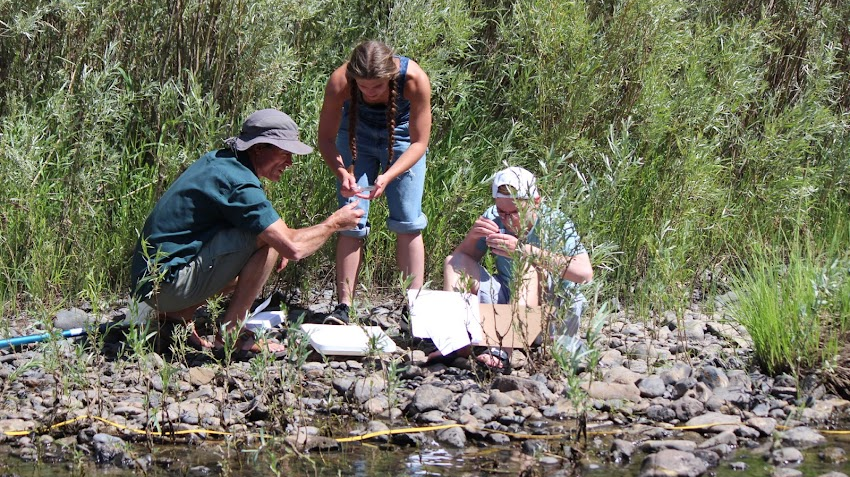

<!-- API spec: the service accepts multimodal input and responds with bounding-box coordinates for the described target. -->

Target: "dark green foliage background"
[1,0,848,316]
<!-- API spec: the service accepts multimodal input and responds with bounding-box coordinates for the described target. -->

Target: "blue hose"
[0,328,86,349]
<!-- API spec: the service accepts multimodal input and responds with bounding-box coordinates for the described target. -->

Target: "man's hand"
[470,217,500,240]
[486,232,519,257]
[330,201,364,230]
[276,257,290,272]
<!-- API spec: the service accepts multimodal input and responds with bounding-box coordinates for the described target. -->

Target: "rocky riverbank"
[1,292,849,477]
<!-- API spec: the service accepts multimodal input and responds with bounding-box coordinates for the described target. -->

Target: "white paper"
[406,289,483,356]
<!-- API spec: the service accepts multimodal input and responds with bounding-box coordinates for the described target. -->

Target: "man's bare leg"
[443,251,484,294]
[218,245,285,353]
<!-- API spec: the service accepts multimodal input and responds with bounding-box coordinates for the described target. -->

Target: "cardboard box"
[478,304,542,348]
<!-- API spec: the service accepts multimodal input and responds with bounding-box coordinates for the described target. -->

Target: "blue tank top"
[341,56,412,130]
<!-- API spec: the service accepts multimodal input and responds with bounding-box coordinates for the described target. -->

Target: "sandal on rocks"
[475,347,512,375]
[214,331,286,362]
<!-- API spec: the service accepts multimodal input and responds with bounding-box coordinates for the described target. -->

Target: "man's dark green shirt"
[131,149,279,297]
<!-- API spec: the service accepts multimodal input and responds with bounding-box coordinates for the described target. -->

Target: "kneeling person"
[443,167,593,371]
[131,109,363,356]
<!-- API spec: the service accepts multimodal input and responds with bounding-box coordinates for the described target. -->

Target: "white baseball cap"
[491,167,539,199]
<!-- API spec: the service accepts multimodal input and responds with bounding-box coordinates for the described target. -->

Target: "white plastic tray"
[300,324,396,356]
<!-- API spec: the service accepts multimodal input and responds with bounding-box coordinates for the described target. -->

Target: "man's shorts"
[146,228,257,313]
[477,268,512,304]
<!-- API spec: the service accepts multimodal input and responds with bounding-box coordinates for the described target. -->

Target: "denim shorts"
[146,228,257,312]
[477,269,512,305]
[335,120,428,238]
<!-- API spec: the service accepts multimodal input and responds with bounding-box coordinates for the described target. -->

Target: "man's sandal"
[214,331,286,362]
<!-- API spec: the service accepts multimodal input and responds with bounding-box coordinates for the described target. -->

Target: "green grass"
[729,235,850,375]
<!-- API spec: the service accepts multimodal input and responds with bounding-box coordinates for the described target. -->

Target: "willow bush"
[1,0,848,344]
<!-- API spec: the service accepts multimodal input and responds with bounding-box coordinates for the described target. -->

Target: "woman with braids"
[318,40,432,324]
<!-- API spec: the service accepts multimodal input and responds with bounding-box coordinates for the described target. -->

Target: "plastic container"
[300,324,396,356]
[245,311,285,331]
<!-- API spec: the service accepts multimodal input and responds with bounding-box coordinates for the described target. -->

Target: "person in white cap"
[442,166,593,372]
[131,109,364,358]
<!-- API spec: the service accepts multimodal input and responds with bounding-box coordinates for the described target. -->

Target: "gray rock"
[646,404,677,422]
[54,308,94,330]
[674,397,705,421]
[746,417,777,436]
[817,473,848,477]
[661,363,692,385]
[698,430,737,449]
[684,412,742,433]
[604,366,643,385]
[770,447,804,465]
[772,468,803,477]
[684,320,705,341]
[584,382,641,402]
[541,399,577,419]
[365,420,390,443]
[818,447,847,463]
[693,449,720,467]
[332,377,354,395]
[92,433,128,465]
[521,439,549,456]
[417,410,447,423]
[411,384,453,413]
[436,426,466,448]
[729,462,747,470]
[487,390,516,407]
[699,366,729,389]
[781,426,826,449]
[350,375,386,404]
[611,439,636,463]
[640,440,697,453]
[491,375,556,407]
[638,376,666,398]
[639,449,709,477]
[672,377,698,399]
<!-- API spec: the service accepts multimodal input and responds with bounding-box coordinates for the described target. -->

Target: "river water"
[3,431,850,476]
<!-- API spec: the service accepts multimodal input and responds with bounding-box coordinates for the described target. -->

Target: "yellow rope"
[4,415,849,441]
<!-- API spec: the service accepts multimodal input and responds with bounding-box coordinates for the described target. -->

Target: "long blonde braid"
[347,80,359,174]
[386,77,398,168]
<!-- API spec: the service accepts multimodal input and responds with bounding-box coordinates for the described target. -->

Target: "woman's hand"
[355,173,388,199]
[339,170,360,198]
